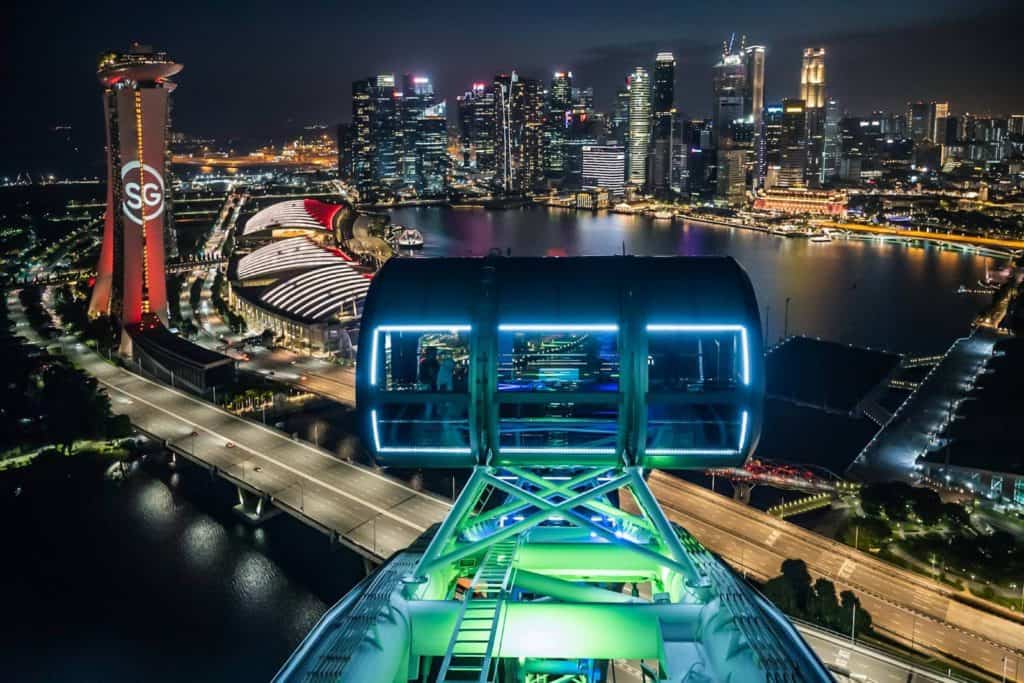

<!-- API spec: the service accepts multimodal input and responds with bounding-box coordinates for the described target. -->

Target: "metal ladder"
[436,538,518,682]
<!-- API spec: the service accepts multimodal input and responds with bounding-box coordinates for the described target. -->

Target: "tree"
[811,578,843,632]
[764,559,814,615]
[39,362,113,453]
[910,489,944,526]
[839,590,871,638]
[941,502,970,529]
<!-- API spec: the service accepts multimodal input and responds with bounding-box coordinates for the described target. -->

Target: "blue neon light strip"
[647,409,750,457]
[500,447,617,455]
[645,323,750,386]
[370,409,472,455]
[369,324,472,386]
[498,323,619,332]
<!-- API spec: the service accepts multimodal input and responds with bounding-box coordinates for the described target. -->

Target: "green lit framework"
[286,258,832,682]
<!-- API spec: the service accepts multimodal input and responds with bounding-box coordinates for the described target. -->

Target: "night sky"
[3,0,1022,176]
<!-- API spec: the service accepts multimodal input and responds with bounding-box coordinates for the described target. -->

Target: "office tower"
[800,48,826,186]
[822,98,841,181]
[1009,115,1024,137]
[612,84,630,146]
[653,53,675,120]
[545,71,573,179]
[934,115,957,147]
[372,74,401,187]
[416,101,449,195]
[336,123,353,180]
[494,71,546,194]
[457,82,496,172]
[400,74,436,188]
[716,148,747,205]
[351,78,376,195]
[572,86,594,116]
[745,45,766,186]
[581,144,626,195]
[908,101,931,143]
[931,102,949,142]
[648,52,676,195]
[762,104,783,187]
[712,38,747,150]
[627,66,651,185]
[89,43,180,337]
[777,98,807,188]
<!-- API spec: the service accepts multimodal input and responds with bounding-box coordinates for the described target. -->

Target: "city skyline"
[4,0,1023,175]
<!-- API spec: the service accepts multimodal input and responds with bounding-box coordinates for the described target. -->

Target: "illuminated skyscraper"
[627,66,651,185]
[545,71,573,179]
[400,74,436,188]
[457,83,496,173]
[351,78,375,194]
[908,101,931,143]
[648,52,676,196]
[415,101,449,195]
[653,53,675,119]
[494,71,545,194]
[778,98,807,188]
[89,43,180,339]
[745,45,766,186]
[931,102,949,142]
[800,48,826,186]
[712,39,747,150]
[822,97,842,181]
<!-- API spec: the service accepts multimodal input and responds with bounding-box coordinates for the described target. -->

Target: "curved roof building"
[227,233,370,352]
[242,198,349,238]
[259,263,370,324]
[236,235,352,281]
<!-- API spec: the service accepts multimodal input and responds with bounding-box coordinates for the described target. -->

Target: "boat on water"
[653,210,674,220]
[809,232,831,243]
[395,227,425,248]
[611,202,637,214]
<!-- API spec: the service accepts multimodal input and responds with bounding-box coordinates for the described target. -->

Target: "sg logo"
[121,160,165,225]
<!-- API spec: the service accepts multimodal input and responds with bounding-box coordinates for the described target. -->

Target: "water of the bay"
[392,206,996,355]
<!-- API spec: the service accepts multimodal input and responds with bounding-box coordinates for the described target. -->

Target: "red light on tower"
[88,45,181,353]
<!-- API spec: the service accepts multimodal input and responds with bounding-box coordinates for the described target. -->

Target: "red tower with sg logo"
[89,43,181,351]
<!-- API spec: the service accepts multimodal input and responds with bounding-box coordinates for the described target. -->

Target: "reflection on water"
[391,206,994,355]
[0,454,362,682]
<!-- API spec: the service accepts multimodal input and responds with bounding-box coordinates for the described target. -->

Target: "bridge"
[706,458,859,503]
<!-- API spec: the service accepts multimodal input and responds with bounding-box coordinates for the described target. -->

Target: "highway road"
[643,470,1024,681]
[8,292,448,561]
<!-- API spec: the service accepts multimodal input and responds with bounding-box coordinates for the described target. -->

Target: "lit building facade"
[648,52,676,196]
[800,48,826,186]
[494,72,546,194]
[544,71,573,180]
[777,99,808,188]
[746,45,767,187]
[822,98,841,181]
[581,144,626,195]
[89,43,181,342]
[400,75,436,188]
[416,101,449,195]
[627,66,651,185]
[457,83,496,173]
[752,188,847,215]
